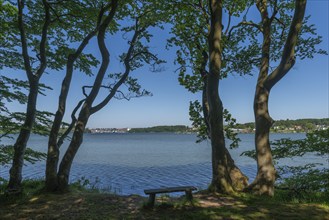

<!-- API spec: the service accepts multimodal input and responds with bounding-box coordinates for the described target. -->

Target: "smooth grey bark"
[56,0,118,191]
[200,48,248,191]
[45,4,110,192]
[8,0,50,192]
[246,0,307,196]
[207,0,234,194]
[55,0,145,191]
[8,82,38,191]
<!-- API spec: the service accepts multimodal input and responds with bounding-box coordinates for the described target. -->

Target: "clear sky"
[3,0,329,129]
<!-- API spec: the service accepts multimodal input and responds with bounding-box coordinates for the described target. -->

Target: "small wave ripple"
[0,162,257,196]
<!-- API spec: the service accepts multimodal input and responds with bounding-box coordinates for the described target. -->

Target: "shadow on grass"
[140,192,329,220]
[1,183,329,220]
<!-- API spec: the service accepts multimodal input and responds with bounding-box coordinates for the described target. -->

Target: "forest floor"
[1,186,329,220]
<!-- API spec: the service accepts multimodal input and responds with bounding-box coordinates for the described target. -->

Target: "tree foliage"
[129,125,189,133]
[45,0,169,191]
[167,0,260,146]
[0,75,47,182]
[0,0,107,74]
[242,128,329,195]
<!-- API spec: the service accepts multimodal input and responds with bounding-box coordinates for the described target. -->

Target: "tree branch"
[274,17,287,40]
[35,0,51,79]
[227,21,262,40]
[57,98,85,148]
[17,0,33,80]
[71,2,110,60]
[264,0,307,90]
[269,0,279,23]
[256,0,269,21]
[224,12,232,35]
[114,90,131,101]
[90,18,141,114]
[84,0,118,104]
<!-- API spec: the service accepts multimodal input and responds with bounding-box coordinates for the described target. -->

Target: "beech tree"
[168,0,257,192]
[4,0,52,192]
[169,0,325,195]
[45,0,120,192]
[244,128,329,197]
[45,0,165,191]
[237,0,327,196]
[206,0,234,193]
[0,76,48,183]
[1,0,103,192]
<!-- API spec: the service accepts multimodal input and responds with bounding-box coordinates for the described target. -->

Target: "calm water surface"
[1,133,323,195]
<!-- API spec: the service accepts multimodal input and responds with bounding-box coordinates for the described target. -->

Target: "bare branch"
[82,85,92,97]
[114,90,131,101]
[274,17,287,40]
[195,42,208,78]
[224,12,232,35]
[114,89,151,101]
[227,21,262,40]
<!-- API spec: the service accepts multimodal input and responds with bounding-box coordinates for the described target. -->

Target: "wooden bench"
[144,186,197,207]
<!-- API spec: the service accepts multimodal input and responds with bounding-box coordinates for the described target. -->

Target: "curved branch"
[90,18,141,114]
[57,98,85,148]
[264,0,307,90]
[269,0,279,23]
[227,21,262,40]
[256,0,269,21]
[274,17,287,40]
[35,0,51,79]
[84,0,118,104]
[17,0,33,80]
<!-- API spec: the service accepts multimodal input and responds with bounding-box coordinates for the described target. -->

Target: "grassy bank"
[1,180,328,219]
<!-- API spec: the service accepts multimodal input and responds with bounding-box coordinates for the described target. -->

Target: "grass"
[1,180,329,219]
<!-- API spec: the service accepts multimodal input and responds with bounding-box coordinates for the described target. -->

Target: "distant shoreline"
[86,118,328,134]
[86,131,307,135]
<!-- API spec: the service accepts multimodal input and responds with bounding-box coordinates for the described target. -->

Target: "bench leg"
[147,193,156,208]
[185,190,193,201]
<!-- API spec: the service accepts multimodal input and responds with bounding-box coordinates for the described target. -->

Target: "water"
[0,133,325,195]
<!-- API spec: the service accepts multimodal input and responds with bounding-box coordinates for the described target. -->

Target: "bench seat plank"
[144,186,197,195]
[144,186,197,208]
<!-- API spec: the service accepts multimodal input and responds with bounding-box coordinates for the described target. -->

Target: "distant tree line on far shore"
[128,125,191,133]
[235,118,329,132]
[83,118,329,134]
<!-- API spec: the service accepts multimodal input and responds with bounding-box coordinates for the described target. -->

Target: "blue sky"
[3,1,329,128]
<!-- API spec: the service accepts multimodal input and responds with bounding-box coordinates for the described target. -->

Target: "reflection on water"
[1,132,324,195]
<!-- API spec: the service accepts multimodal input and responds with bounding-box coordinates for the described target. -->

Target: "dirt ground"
[1,191,329,219]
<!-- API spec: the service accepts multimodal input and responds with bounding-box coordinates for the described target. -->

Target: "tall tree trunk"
[46,50,89,191]
[247,21,276,195]
[8,81,39,191]
[46,4,106,191]
[202,76,248,191]
[45,4,110,191]
[207,0,234,194]
[246,85,276,196]
[207,90,233,193]
[45,56,75,191]
[243,0,277,195]
[225,148,249,190]
[54,0,118,191]
[7,0,50,192]
[245,0,306,196]
[57,105,90,191]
